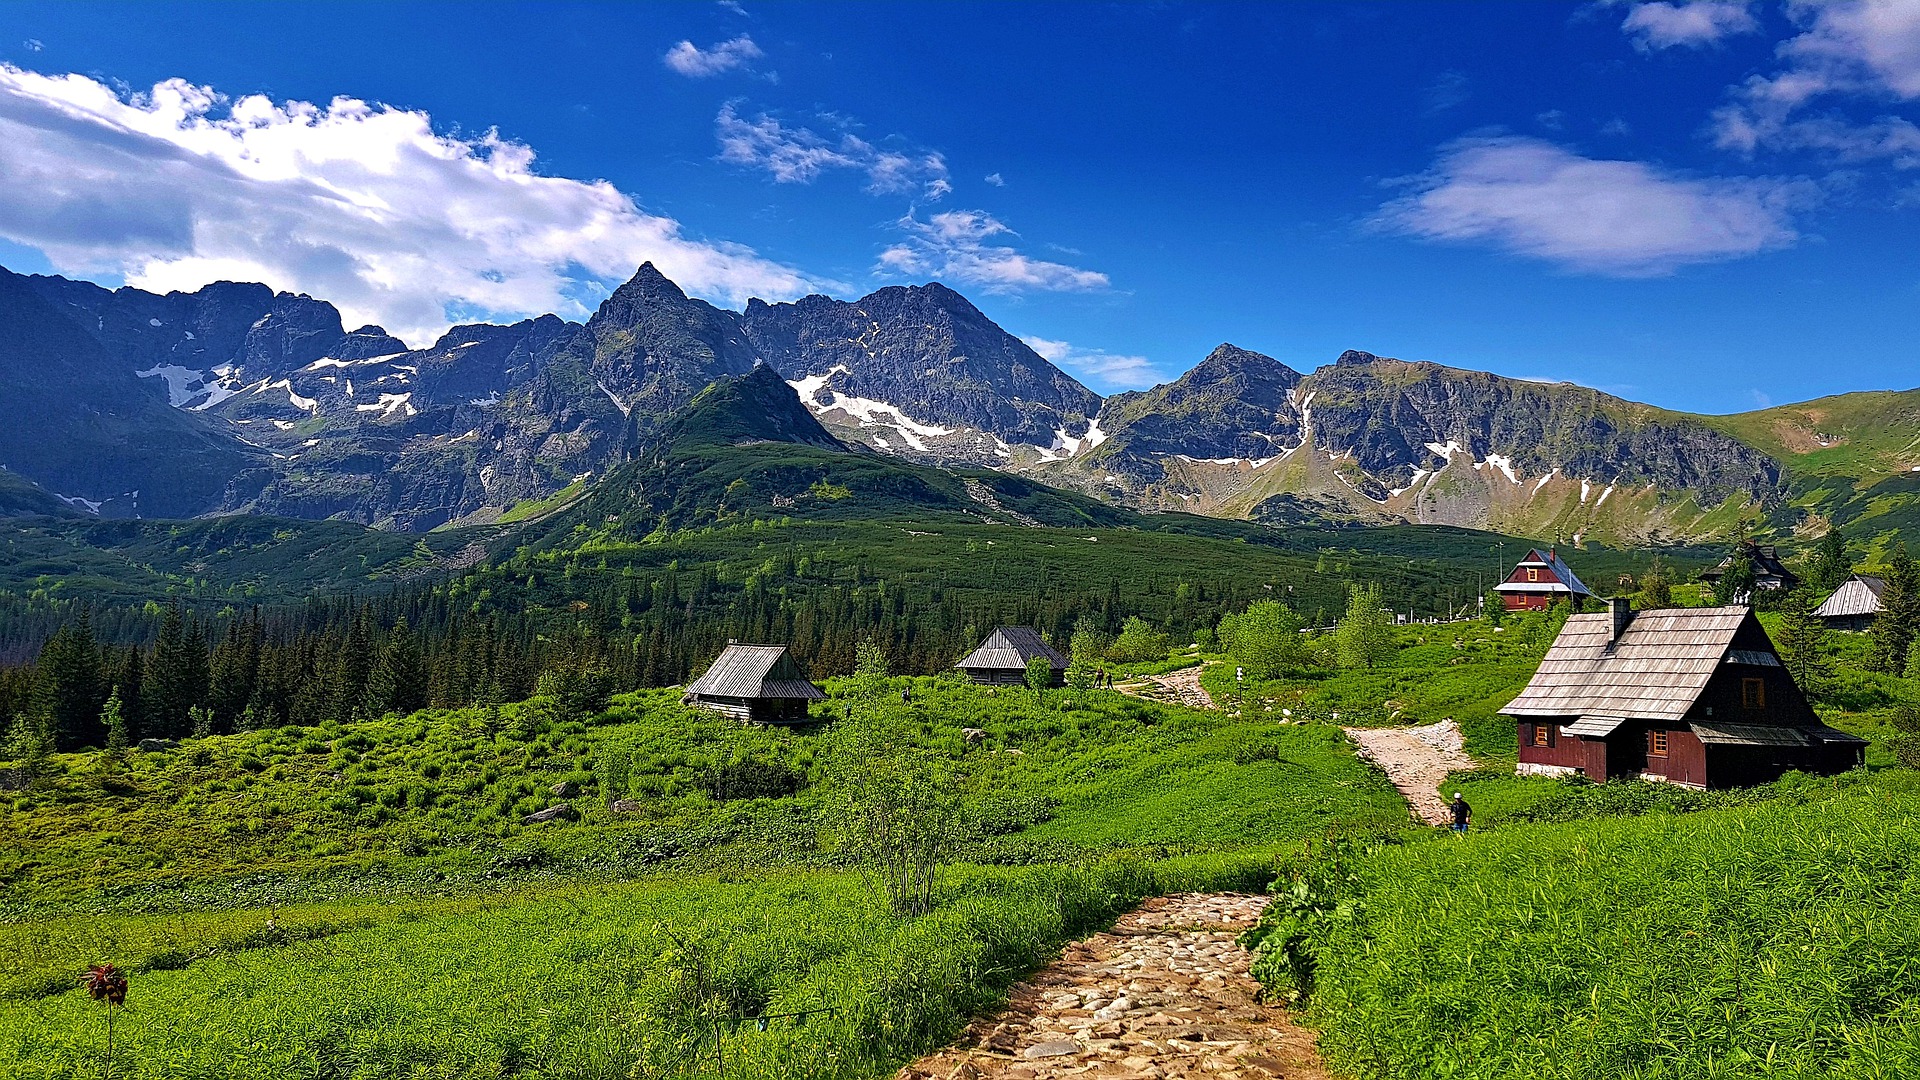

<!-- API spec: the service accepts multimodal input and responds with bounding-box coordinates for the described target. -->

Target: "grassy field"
[1264,786,1920,1080]
[0,674,1406,1079]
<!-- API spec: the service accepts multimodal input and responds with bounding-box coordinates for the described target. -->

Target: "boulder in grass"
[522,804,577,824]
[609,799,644,814]
[550,780,580,798]
[136,738,179,752]
[962,727,987,744]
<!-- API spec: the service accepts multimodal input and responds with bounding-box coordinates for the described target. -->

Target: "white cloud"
[984,172,1005,186]
[662,35,763,78]
[1711,1,1920,165]
[879,210,1110,292]
[715,103,949,196]
[717,0,749,15]
[1614,1,1759,50]
[1375,135,1811,275]
[1020,335,1163,388]
[0,64,825,343]
[23,39,43,52]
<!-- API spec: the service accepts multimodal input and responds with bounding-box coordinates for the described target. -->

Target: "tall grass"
[1280,791,1920,1079]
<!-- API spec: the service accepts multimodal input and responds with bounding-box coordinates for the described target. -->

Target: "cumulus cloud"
[984,172,1005,186]
[1375,135,1812,275]
[879,210,1110,292]
[1613,1,1759,50]
[662,35,764,78]
[715,103,950,196]
[1711,0,1920,165]
[23,39,43,52]
[1020,335,1163,389]
[0,64,824,343]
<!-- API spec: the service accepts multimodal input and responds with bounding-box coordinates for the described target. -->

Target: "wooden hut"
[683,643,825,724]
[955,627,1068,687]
[1813,573,1885,632]
[1700,542,1799,599]
[1503,600,1864,789]
[1492,548,1593,613]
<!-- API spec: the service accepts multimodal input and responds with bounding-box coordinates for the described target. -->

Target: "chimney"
[1609,597,1633,642]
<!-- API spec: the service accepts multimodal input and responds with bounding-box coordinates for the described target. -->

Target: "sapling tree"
[1335,584,1395,670]
[101,688,130,753]
[1025,654,1054,703]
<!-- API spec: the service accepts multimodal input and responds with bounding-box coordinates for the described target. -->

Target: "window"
[1526,568,1540,582]
[1648,729,1669,756]
[1743,678,1766,709]
[1533,724,1549,747]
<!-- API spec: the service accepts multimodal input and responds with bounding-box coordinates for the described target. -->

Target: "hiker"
[901,686,911,704]
[1449,792,1472,834]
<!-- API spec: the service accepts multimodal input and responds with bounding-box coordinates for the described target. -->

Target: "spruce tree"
[101,688,130,752]
[364,618,429,718]
[38,609,105,750]
[1637,557,1674,610]
[1873,546,1920,673]
[1773,588,1832,702]
[1809,528,1850,594]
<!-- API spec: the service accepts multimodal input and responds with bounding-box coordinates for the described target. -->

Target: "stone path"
[1117,664,1216,711]
[896,893,1332,1080]
[1341,719,1473,827]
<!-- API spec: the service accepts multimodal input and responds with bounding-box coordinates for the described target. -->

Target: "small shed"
[1813,573,1885,633]
[1700,542,1800,598]
[683,643,825,724]
[1493,548,1593,612]
[1503,600,1864,789]
[955,627,1068,687]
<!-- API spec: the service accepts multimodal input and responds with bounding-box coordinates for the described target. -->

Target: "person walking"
[1449,792,1472,835]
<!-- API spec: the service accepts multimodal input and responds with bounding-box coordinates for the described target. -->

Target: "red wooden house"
[1493,549,1592,613]
[1503,601,1864,789]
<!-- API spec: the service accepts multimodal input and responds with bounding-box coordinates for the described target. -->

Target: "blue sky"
[0,1,1916,412]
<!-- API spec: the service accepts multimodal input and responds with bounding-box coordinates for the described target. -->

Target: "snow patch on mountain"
[136,365,206,407]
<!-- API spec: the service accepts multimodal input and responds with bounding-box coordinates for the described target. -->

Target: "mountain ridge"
[0,260,1912,547]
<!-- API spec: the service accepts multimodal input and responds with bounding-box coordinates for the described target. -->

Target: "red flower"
[84,964,128,1007]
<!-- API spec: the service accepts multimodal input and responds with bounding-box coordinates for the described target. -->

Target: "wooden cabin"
[1813,573,1885,633]
[1503,600,1864,789]
[1492,549,1593,613]
[1700,542,1799,600]
[683,643,825,725]
[954,627,1068,687]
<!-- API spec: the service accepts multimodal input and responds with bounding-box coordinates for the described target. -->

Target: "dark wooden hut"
[683,643,825,724]
[1700,541,1799,599]
[1813,573,1885,633]
[1503,600,1864,789]
[1492,548,1593,612]
[955,627,1068,687]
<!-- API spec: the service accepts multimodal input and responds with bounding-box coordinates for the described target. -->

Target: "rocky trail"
[1341,719,1474,826]
[1117,664,1216,711]
[896,892,1331,1080]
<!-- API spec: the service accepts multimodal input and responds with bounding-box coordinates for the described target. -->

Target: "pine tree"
[364,618,429,718]
[1637,557,1674,610]
[112,647,145,745]
[1773,588,1832,702]
[1809,528,1850,594]
[1873,546,1920,674]
[37,608,105,750]
[101,687,130,752]
[143,606,198,738]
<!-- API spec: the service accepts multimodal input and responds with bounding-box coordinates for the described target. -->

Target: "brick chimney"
[1609,597,1634,642]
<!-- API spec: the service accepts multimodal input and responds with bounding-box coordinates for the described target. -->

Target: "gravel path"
[896,892,1331,1080]
[1117,665,1217,710]
[1341,719,1474,827]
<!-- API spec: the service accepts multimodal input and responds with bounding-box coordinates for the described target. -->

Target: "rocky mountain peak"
[1334,349,1386,367]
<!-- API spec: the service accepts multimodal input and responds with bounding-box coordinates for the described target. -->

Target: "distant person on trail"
[1450,792,1472,834]
[901,686,911,704]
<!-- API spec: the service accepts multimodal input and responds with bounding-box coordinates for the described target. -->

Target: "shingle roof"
[1691,721,1811,747]
[685,644,825,700]
[1493,548,1593,598]
[955,627,1069,672]
[1814,575,1887,619]
[1502,606,1752,723]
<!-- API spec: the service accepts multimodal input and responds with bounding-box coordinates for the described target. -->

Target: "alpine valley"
[2,262,1913,548]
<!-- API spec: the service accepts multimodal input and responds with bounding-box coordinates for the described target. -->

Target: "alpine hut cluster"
[1503,600,1864,789]
[954,627,1068,687]
[1493,549,1593,613]
[683,643,826,724]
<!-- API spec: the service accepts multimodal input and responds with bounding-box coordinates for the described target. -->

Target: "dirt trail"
[897,892,1332,1080]
[1341,719,1474,826]
[1117,665,1216,710]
